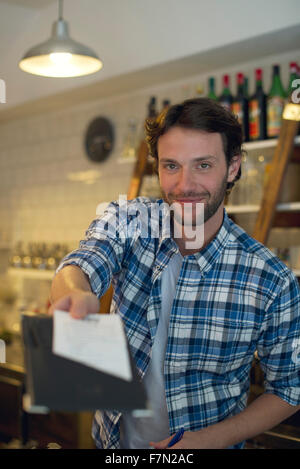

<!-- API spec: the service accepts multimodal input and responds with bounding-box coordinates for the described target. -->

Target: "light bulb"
[49,52,72,65]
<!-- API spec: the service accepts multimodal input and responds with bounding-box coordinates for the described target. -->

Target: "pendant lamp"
[19,0,103,78]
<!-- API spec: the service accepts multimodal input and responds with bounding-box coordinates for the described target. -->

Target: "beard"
[161,172,228,228]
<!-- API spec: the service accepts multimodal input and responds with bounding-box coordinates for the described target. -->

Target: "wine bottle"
[147,96,157,119]
[218,74,233,110]
[195,83,204,97]
[267,65,286,138]
[207,77,217,100]
[232,73,249,142]
[287,62,298,103]
[248,68,267,141]
[243,76,249,99]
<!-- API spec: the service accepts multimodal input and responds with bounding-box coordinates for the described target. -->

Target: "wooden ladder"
[249,102,300,418]
[252,103,300,244]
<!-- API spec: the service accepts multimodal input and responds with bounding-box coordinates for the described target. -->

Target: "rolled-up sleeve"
[257,272,300,406]
[55,201,128,298]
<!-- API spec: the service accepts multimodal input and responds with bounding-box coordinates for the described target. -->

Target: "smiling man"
[49,98,300,449]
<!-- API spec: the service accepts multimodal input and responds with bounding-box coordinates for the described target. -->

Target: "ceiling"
[0,0,55,9]
[0,0,300,117]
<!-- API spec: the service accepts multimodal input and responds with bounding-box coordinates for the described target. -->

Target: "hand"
[48,290,100,319]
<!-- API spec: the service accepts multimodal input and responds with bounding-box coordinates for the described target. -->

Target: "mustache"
[167,192,209,199]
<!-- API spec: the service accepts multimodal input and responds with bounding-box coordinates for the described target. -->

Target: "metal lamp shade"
[19,19,103,78]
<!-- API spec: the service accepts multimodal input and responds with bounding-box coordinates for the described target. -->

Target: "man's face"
[157,126,240,227]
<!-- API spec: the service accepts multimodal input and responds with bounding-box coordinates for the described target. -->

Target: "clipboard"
[21,312,148,414]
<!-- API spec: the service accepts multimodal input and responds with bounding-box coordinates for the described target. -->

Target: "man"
[49,98,300,449]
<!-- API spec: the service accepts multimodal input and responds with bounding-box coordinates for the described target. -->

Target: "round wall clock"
[84,116,114,163]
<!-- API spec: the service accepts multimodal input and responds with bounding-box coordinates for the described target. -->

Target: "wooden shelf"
[243,135,300,151]
[226,204,260,214]
[226,202,300,214]
[7,267,55,281]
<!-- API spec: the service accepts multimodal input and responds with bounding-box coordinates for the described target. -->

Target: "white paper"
[53,310,132,382]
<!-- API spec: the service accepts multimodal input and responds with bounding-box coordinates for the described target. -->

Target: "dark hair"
[145,97,243,192]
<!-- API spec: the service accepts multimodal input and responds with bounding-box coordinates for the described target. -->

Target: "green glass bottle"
[207,77,217,100]
[218,74,233,110]
[267,64,287,138]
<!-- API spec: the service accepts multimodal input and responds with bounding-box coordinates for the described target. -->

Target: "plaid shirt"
[56,197,300,449]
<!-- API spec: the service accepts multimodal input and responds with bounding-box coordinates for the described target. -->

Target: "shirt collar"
[192,209,231,274]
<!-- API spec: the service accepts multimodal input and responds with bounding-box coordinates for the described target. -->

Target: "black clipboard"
[21,312,148,414]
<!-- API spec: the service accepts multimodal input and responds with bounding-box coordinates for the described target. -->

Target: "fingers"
[48,291,100,320]
[149,436,172,449]
[149,441,165,449]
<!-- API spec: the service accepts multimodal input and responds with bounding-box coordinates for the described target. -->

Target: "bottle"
[243,76,249,99]
[267,65,286,138]
[218,74,233,110]
[286,62,298,103]
[147,96,157,120]
[121,118,138,162]
[232,73,249,142]
[248,68,267,141]
[161,99,170,113]
[195,83,205,97]
[207,77,217,100]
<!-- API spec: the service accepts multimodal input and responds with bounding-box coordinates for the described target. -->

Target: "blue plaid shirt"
[56,197,300,449]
